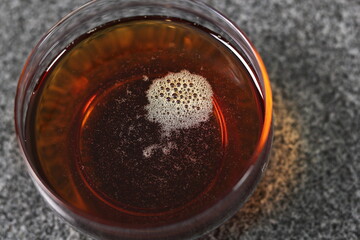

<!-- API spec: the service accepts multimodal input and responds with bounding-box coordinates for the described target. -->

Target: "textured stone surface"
[0,0,359,239]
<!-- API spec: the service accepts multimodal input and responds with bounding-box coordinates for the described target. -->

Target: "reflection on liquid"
[203,85,307,239]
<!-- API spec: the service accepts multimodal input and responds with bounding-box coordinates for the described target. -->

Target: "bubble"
[143,144,159,158]
[143,75,149,81]
[145,70,213,134]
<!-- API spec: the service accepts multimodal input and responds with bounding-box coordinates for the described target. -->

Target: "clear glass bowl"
[15,0,273,239]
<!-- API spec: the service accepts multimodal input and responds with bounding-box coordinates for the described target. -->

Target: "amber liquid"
[26,17,263,227]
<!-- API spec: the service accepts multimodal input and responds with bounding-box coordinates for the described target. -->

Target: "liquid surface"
[26,17,263,226]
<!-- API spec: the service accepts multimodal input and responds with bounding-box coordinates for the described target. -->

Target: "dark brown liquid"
[26,17,263,227]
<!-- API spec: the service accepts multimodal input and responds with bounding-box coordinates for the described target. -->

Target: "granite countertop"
[0,0,359,239]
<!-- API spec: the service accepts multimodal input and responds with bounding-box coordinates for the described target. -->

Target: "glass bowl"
[15,0,273,239]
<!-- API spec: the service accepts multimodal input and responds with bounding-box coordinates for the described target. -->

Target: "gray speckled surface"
[0,0,359,239]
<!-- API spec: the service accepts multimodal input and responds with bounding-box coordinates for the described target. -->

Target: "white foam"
[142,142,177,158]
[145,70,213,134]
[143,144,159,158]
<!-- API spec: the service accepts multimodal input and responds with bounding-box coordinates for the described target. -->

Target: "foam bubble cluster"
[145,70,213,133]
